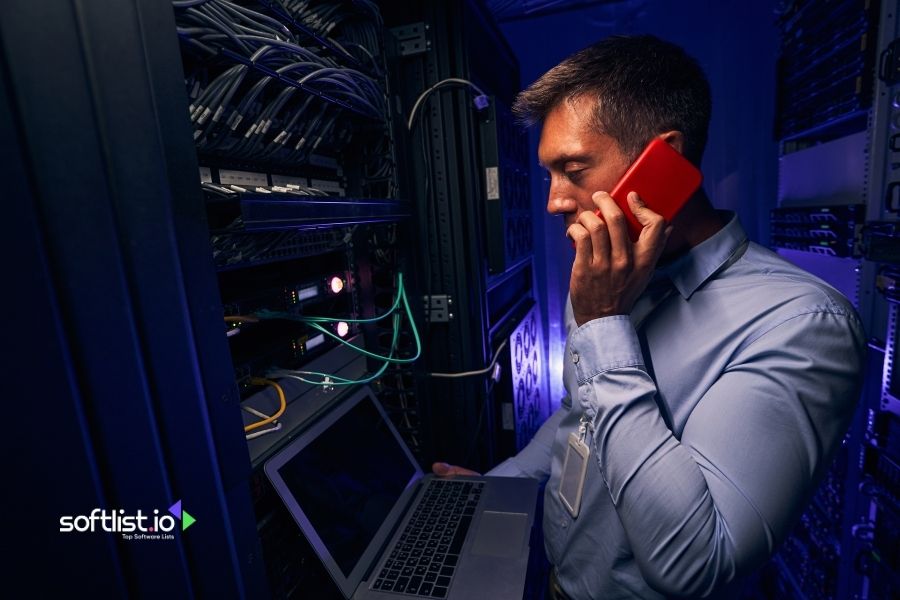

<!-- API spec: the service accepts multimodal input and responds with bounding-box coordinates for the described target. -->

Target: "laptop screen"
[275,392,418,577]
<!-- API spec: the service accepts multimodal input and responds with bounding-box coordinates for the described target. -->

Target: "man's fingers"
[432,462,481,477]
[575,208,609,265]
[593,192,632,271]
[627,192,666,231]
[628,191,666,239]
[567,222,594,268]
[432,462,449,476]
[625,192,670,275]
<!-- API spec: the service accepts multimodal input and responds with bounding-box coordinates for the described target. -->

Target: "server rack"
[2,0,268,595]
[761,1,900,598]
[383,0,549,473]
[4,0,544,597]
[177,1,417,596]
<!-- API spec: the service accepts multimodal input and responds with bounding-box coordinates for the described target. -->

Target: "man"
[433,35,865,598]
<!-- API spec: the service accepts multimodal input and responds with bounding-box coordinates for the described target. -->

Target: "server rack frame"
[2,0,270,595]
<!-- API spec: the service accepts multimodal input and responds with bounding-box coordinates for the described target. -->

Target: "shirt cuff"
[569,315,644,384]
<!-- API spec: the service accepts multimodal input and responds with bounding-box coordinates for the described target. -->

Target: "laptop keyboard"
[371,479,484,598]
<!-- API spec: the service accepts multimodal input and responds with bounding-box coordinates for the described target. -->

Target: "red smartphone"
[602,137,702,242]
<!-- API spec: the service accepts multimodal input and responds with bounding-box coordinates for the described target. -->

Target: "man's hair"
[513,35,712,164]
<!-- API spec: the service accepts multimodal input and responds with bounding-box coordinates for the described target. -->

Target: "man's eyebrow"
[538,153,594,169]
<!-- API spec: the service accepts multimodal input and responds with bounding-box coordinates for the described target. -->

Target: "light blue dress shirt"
[488,213,865,599]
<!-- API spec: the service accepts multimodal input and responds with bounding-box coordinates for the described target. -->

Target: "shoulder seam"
[736,307,859,357]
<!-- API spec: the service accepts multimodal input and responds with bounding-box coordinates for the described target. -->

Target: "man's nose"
[546,195,578,215]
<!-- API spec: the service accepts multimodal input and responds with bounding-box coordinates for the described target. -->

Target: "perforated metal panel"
[509,304,549,450]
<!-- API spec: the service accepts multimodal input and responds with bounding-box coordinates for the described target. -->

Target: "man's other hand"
[432,462,481,477]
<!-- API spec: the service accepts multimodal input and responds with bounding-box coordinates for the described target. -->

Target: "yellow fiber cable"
[243,378,287,432]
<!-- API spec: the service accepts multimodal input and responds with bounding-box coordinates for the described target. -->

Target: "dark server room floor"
[4,0,900,598]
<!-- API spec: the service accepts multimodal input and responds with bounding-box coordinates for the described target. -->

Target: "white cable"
[406,77,487,130]
[241,395,281,438]
[245,422,283,440]
[428,339,507,378]
[242,405,274,419]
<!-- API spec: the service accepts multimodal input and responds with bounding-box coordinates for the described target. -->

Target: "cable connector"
[473,94,490,111]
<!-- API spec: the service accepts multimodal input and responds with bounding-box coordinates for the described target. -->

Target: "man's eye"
[564,170,584,182]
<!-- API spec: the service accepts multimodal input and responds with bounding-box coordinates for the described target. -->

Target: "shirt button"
[561,519,568,528]
[572,352,579,364]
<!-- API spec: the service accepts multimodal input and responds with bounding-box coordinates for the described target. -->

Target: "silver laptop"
[264,386,539,599]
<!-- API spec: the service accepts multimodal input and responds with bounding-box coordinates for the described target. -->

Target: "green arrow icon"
[182,510,196,531]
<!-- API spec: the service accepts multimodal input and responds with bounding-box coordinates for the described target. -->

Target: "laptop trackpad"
[470,511,528,557]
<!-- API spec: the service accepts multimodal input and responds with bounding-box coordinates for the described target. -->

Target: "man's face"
[537,96,632,232]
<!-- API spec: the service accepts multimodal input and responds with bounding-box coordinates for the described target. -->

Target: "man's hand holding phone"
[567,191,670,327]
[567,138,700,327]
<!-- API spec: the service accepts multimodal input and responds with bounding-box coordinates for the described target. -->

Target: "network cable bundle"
[171,2,423,595]
[171,2,412,596]
[175,0,394,198]
[173,0,408,404]
[176,0,386,145]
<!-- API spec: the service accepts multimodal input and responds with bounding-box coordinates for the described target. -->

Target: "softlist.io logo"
[60,499,196,541]
[168,499,197,531]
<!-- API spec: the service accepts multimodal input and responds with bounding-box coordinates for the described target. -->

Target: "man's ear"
[658,130,685,155]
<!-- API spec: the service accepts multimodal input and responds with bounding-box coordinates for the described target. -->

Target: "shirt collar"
[658,211,748,299]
